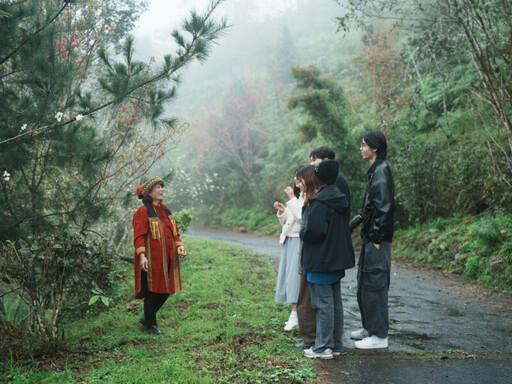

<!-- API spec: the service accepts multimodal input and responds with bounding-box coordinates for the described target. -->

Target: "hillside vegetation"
[168,0,512,292]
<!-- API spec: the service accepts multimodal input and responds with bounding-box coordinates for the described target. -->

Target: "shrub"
[464,256,480,278]
[175,209,193,233]
[222,207,279,235]
[395,212,512,290]
[0,232,118,342]
[469,213,512,251]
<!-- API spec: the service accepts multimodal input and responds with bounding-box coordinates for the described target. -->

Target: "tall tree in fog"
[183,83,264,206]
[288,66,348,142]
[337,0,512,190]
[351,26,411,133]
[288,65,362,185]
[272,26,297,84]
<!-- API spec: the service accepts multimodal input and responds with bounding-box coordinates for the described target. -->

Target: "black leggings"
[144,291,169,328]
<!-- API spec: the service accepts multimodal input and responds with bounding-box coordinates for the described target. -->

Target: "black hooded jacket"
[350,158,395,244]
[300,184,355,273]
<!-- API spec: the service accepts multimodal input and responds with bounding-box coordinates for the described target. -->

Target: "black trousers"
[144,291,169,328]
[356,241,391,338]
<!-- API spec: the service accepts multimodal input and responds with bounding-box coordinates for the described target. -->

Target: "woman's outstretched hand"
[273,201,285,213]
[284,186,295,200]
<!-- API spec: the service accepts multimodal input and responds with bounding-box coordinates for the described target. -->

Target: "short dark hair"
[310,146,335,160]
[362,130,387,160]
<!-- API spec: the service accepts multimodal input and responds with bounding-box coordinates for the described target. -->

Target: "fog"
[132,0,350,118]
[133,0,302,62]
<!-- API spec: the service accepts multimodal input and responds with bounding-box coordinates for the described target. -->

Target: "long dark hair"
[293,166,304,198]
[296,165,316,207]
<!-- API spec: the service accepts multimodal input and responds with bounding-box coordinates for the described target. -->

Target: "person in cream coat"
[274,167,305,331]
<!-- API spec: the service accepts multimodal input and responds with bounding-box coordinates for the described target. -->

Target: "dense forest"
[169,0,511,225]
[0,0,511,356]
[167,0,512,290]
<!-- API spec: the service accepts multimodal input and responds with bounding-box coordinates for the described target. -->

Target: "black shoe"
[139,316,146,327]
[295,342,314,349]
[147,325,162,335]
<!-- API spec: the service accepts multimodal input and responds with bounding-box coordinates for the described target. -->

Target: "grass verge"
[192,207,280,237]
[394,212,512,292]
[1,236,315,383]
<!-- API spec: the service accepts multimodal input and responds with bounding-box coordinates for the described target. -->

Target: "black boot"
[147,325,162,335]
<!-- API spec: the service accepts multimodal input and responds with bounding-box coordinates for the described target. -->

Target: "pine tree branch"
[1,0,229,146]
[2,57,185,145]
[0,1,71,66]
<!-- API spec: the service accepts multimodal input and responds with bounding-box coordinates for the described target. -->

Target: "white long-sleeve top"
[277,193,305,244]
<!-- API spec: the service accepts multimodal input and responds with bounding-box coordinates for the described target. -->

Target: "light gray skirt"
[275,236,300,303]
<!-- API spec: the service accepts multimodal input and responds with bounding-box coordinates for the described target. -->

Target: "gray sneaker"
[350,328,369,340]
[295,341,314,349]
[302,347,333,360]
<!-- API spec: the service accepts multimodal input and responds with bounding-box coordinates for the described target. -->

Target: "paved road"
[188,227,512,384]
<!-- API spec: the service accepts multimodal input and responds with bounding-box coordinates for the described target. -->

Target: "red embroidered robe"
[133,203,183,299]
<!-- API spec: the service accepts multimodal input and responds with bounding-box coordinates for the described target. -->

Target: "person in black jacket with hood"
[349,130,395,350]
[300,160,355,359]
[309,146,350,203]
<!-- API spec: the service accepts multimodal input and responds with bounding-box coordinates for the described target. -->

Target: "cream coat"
[277,193,305,244]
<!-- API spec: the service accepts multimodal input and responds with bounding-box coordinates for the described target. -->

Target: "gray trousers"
[357,241,391,338]
[309,280,343,353]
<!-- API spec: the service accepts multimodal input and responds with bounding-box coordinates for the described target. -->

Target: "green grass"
[1,237,316,383]
[394,212,512,291]
[192,207,281,237]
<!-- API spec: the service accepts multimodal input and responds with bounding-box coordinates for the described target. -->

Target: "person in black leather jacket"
[349,130,395,350]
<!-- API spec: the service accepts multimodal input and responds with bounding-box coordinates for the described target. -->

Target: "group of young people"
[129,129,394,360]
[274,130,395,359]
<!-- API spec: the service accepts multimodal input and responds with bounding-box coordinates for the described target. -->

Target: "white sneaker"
[302,347,333,359]
[354,335,388,349]
[350,328,369,340]
[284,317,298,331]
[284,311,298,331]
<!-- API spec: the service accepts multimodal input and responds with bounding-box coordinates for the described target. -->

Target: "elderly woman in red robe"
[133,176,186,335]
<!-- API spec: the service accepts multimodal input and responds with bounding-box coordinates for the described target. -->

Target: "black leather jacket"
[350,159,394,244]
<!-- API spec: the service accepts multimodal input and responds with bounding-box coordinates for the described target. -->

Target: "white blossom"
[3,170,10,182]
[20,124,27,131]
[76,114,84,121]
[55,112,63,122]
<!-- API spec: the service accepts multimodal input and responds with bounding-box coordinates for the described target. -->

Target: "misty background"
[130,0,368,231]
[133,0,352,114]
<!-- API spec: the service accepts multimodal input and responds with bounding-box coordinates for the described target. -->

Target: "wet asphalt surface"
[188,228,512,384]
